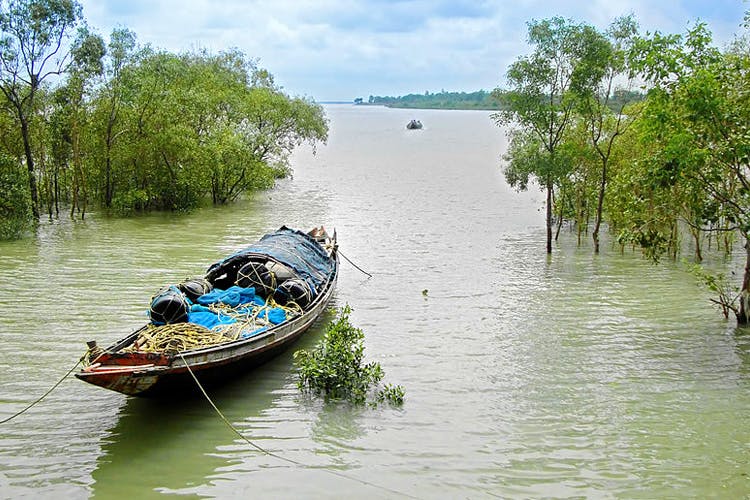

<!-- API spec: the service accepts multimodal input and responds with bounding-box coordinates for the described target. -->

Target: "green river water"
[1,104,749,499]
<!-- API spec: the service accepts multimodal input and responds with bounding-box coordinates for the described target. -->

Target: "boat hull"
[75,229,338,397]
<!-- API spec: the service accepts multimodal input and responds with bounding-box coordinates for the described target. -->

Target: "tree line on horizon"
[0,0,328,239]
[363,90,502,110]
[360,88,643,111]
[494,13,750,324]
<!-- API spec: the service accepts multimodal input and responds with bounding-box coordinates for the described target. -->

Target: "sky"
[78,0,748,102]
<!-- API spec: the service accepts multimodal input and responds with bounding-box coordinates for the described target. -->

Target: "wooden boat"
[406,119,423,130]
[75,226,338,397]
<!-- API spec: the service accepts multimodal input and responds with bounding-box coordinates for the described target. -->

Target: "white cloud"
[79,0,748,101]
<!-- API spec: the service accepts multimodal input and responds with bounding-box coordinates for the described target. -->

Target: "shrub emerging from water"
[0,160,32,240]
[294,305,404,406]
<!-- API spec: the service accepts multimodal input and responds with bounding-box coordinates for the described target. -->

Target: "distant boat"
[406,119,423,130]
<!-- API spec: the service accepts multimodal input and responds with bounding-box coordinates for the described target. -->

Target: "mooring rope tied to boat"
[337,248,373,278]
[178,351,419,499]
[0,352,88,425]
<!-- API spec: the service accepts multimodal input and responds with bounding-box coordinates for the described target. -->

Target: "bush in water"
[294,305,404,406]
[0,160,32,240]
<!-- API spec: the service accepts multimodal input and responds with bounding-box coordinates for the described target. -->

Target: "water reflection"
[732,326,750,376]
[91,367,283,499]
[309,404,367,464]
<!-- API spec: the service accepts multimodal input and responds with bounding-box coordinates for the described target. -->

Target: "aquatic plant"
[294,305,404,406]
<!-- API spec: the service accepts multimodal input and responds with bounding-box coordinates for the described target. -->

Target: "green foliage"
[86,48,328,213]
[294,305,404,407]
[493,17,615,253]
[0,0,85,219]
[570,16,641,252]
[622,23,748,259]
[688,263,740,320]
[0,10,328,222]
[490,10,750,323]
[0,0,82,61]
[605,17,750,323]
[555,117,600,239]
[70,26,105,76]
[377,384,405,405]
[502,129,575,191]
[0,154,31,239]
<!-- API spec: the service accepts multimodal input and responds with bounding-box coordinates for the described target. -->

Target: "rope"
[337,249,373,278]
[129,299,304,354]
[178,352,419,499]
[237,261,276,294]
[128,323,231,353]
[0,353,85,425]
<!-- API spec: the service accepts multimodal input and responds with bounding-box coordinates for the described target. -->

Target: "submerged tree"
[50,26,105,219]
[493,17,608,253]
[0,2,328,238]
[574,15,640,253]
[0,150,31,238]
[201,56,328,205]
[91,48,328,213]
[625,22,750,323]
[96,27,137,210]
[0,0,85,219]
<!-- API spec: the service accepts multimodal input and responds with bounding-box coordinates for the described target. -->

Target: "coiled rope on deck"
[127,323,230,353]
[128,298,304,354]
[177,352,419,499]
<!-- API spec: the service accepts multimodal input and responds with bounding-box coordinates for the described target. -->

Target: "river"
[1,104,749,499]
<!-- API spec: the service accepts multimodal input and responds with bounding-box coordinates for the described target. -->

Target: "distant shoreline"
[358,102,502,111]
[319,101,503,111]
[336,90,504,111]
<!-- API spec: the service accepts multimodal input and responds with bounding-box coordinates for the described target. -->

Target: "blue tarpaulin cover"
[206,226,334,294]
[196,286,264,308]
[187,286,287,330]
[188,309,236,329]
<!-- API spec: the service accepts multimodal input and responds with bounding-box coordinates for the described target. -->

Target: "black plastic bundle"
[274,279,313,308]
[178,277,213,302]
[149,287,189,325]
[236,260,277,296]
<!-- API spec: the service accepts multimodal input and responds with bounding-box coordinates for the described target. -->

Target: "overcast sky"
[78,0,747,102]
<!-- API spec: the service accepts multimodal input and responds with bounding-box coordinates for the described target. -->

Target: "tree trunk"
[20,116,39,220]
[738,237,750,325]
[546,180,553,254]
[592,159,607,254]
[555,185,563,242]
[692,227,703,262]
[104,112,115,208]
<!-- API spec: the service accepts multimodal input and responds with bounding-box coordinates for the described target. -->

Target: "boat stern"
[76,349,171,396]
